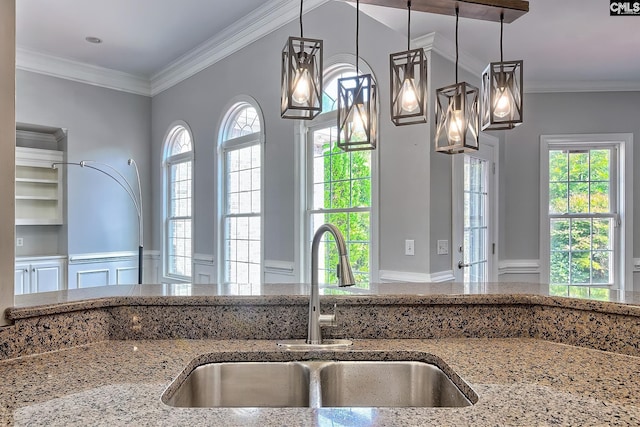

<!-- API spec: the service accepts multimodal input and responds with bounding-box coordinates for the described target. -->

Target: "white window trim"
[162,120,195,283]
[539,133,633,291]
[216,96,265,286]
[296,57,379,285]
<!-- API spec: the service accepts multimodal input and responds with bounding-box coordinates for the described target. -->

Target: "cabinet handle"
[32,268,35,273]
[24,269,28,273]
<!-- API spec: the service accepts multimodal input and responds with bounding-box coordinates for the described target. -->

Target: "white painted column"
[0,0,16,325]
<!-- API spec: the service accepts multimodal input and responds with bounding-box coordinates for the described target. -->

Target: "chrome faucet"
[307,224,356,345]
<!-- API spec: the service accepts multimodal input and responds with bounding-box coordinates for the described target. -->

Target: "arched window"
[163,123,193,280]
[303,62,378,287]
[218,101,263,286]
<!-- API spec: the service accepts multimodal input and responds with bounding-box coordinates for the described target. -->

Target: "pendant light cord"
[455,7,459,84]
[500,12,504,63]
[299,0,304,38]
[407,1,411,51]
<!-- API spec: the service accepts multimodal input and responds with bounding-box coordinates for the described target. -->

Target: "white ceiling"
[16,0,266,77]
[15,0,640,93]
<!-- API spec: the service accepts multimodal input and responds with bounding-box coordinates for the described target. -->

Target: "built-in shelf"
[15,147,64,226]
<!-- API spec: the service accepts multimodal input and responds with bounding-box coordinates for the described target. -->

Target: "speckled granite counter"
[1,338,639,426]
[2,283,640,425]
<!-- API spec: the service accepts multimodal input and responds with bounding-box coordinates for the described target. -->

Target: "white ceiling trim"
[16,48,151,97]
[149,0,331,96]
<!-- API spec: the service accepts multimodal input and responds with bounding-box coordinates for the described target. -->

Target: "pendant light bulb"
[353,107,367,135]
[494,88,511,118]
[399,77,419,113]
[292,65,312,104]
[447,108,464,143]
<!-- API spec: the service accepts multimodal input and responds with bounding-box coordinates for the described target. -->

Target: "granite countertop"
[3,283,640,425]
[9,281,640,319]
[1,338,639,426]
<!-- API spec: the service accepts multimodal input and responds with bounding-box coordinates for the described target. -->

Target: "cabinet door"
[15,263,31,295]
[31,262,62,293]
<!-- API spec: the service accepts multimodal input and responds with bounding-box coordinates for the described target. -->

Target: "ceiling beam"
[346,0,529,23]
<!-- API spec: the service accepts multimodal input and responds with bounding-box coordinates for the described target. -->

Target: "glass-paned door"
[453,137,497,283]
[462,156,488,282]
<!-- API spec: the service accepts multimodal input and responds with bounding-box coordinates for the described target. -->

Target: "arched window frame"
[162,121,194,282]
[296,56,380,286]
[216,97,265,289]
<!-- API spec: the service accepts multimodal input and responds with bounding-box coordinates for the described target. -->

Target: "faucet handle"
[319,303,338,327]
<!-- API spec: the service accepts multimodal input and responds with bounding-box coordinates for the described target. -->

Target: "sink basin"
[165,362,311,407]
[163,359,474,408]
[319,361,472,407]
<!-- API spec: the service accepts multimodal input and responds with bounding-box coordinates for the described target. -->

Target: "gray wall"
[1,0,16,324]
[16,71,152,255]
[503,91,640,262]
[151,1,436,278]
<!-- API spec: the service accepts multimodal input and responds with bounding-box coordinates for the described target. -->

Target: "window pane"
[592,251,611,284]
[590,182,610,213]
[570,251,590,284]
[550,251,569,284]
[549,183,568,214]
[549,150,568,182]
[227,106,260,139]
[592,219,611,250]
[569,152,589,182]
[590,149,610,181]
[550,219,569,251]
[570,219,591,251]
[568,182,589,213]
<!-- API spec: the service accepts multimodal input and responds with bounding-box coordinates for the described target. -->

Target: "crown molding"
[413,32,486,77]
[16,48,152,97]
[150,0,331,96]
[524,80,640,93]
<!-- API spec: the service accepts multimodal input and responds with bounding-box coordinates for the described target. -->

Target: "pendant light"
[481,13,523,130]
[337,0,378,151]
[434,7,479,154]
[281,0,323,120]
[390,1,427,126]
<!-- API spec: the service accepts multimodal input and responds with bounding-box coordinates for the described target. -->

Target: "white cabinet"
[15,147,64,225]
[15,258,66,295]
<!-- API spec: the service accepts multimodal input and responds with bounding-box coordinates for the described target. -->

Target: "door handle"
[458,261,471,269]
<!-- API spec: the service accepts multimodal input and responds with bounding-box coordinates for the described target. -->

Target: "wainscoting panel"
[68,251,138,289]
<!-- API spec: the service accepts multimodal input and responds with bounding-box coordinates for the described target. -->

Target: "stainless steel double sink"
[163,359,475,408]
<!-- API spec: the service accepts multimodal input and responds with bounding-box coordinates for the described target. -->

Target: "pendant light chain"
[299,0,304,38]
[455,7,459,84]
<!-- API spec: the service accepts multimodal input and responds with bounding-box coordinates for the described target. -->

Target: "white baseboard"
[378,270,454,283]
[498,259,541,275]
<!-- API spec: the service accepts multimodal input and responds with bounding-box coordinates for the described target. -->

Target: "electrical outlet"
[16,238,23,247]
[437,240,449,255]
[405,239,415,256]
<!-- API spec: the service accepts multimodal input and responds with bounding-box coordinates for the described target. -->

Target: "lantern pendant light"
[337,0,378,151]
[435,7,479,154]
[481,13,523,130]
[390,1,427,126]
[281,0,323,120]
